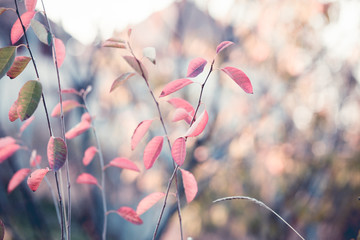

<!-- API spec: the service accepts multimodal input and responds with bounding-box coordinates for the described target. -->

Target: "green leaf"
[0,218,4,240]
[7,56,31,79]
[47,137,67,171]
[0,46,16,80]
[17,80,42,121]
[31,19,50,45]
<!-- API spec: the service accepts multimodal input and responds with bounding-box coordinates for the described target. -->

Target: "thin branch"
[54,172,65,240]
[82,95,108,240]
[38,0,71,237]
[213,196,305,240]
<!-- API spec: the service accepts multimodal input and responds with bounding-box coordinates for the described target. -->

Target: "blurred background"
[1,0,360,239]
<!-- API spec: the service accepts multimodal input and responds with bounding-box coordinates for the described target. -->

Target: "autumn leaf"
[136,192,165,215]
[17,80,42,121]
[82,146,98,166]
[65,119,91,139]
[0,144,21,164]
[167,98,195,116]
[8,168,30,193]
[186,109,208,137]
[110,72,136,93]
[19,116,35,136]
[171,137,186,166]
[6,56,31,79]
[216,41,234,54]
[143,136,163,169]
[106,157,140,172]
[131,120,153,150]
[186,57,207,78]
[180,168,198,203]
[47,137,67,171]
[76,173,99,187]
[54,38,65,67]
[0,46,16,80]
[11,11,36,45]
[221,67,253,94]
[27,168,50,192]
[25,0,37,11]
[51,100,82,117]
[114,207,143,225]
[159,78,193,98]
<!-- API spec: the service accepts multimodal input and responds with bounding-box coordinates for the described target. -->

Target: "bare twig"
[213,196,305,240]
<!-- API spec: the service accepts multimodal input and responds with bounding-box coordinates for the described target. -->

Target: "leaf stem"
[212,196,305,240]
[54,171,65,240]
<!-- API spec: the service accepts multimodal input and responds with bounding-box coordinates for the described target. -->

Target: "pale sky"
[39,0,235,45]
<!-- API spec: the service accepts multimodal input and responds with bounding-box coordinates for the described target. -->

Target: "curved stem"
[213,196,305,240]
[127,42,184,240]
[82,97,108,240]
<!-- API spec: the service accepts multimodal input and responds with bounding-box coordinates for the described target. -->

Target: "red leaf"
[110,72,136,93]
[29,150,41,167]
[123,56,148,80]
[8,168,30,193]
[186,57,207,78]
[136,192,165,215]
[65,120,91,139]
[9,100,19,122]
[54,38,65,67]
[216,41,234,54]
[82,146,98,166]
[76,173,99,186]
[7,56,31,79]
[0,137,16,149]
[0,144,21,164]
[11,11,36,45]
[159,78,193,98]
[186,109,208,137]
[180,168,198,203]
[172,108,192,124]
[171,137,186,166]
[167,98,194,116]
[131,119,153,150]
[51,100,82,117]
[27,168,50,192]
[108,157,140,172]
[115,207,143,225]
[143,136,163,169]
[25,0,37,11]
[221,67,253,94]
[47,137,67,171]
[19,116,34,135]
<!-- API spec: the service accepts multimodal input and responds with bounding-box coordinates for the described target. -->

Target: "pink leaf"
[65,120,91,139]
[131,119,153,150]
[8,168,30,193]
[76,173,99,186]
[81,112,92,123]
[172,108,192,124]
[186,109,208,137]
[110,72,136,93]
[11,11,36,45]
[136,192,165,215]
[102,40,126,49]
[180,168,198,203]
[108,157,140,172]
[171,137,186,166]
[7,56,31,79]
[221,67,253,94]
[123,56,148,80]
[47,137,67,171]
[167,98,195,116]
[0,137,16,149]
[143,136,163,169]
[159,78,193,98]
[29,150,42,167]
[82,146,98,166]
[19,116,34,135]
[0,144,21,164]
[9,100,19,122]
[216,41,234,54]
[115,207,143,225]
[186,57,207,78]
[25,0,37,11]
[51,100,82,117]
[27,168,50,192]
[54,38,65,67]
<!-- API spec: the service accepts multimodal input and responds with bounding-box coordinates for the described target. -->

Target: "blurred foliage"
[1,0,360,239]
